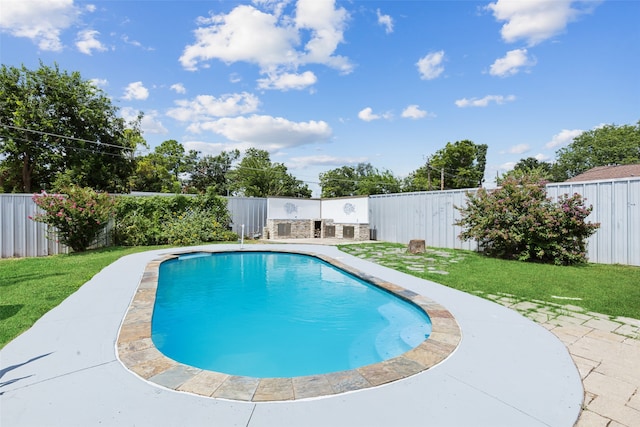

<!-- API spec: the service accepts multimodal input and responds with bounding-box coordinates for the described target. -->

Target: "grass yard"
[0,246,167,349]
[339,242,640,320]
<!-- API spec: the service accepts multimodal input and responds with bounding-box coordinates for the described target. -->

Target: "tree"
[0,63,142,193]
[552,121,640,181]
[319,166,358,197]
[319,162,401,197]
[131,155,179,193]
[406,140,488,191]
[227,148,311,197]
[496,157,553,185]
[154,139,198,181]
[189,149,240,194]
[131,140,199,193]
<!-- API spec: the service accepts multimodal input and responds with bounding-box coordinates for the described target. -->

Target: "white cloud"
[183,140,234,156]
[141,111,168,135]
[123,81,149,100]
[288,154,368,169]
[377,9,393,34]
[179,1,352,84]
[192,114,332,150]
[358,107,378,122]
[251,0,292,18]
[545,128,583,149]
[0,0,81,51]
[509,143,530,154]
[295,0,351,71]
[121,107,168,135]
[75,29,107,55]
[358,107,392,122]
[90,78,108,88]
[534,153,551,162]
[167,93,260,122]
[257,70,317,90]
[490,48,536,77]
[416,50,445,80]
[170,83,187,94]
[499,161,517,171]
[486,0,599,46]
[180,5,296,71]
[455,94,516,108]
[119,107,138,123]
[401,105,430,119]
[122,34,154,51]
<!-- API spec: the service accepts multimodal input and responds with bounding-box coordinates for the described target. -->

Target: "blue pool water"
[152,252,432,378]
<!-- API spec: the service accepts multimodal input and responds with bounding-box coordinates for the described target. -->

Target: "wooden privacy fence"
[2,178,638,265]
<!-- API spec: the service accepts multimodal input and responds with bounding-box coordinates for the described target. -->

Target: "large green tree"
[0,63,142,193]
[227,148,311,197]
[552,121,640,181]
[130,155,179,193]
[406,140,488,191]
[189,149,240,195]
[319,162,401,197]
[131,139,199,193]
[496,157,553,185]
[154,139,198,181]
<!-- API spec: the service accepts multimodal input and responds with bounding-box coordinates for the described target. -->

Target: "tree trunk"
[22,155,32,193]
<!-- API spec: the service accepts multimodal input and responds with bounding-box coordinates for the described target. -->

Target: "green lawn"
[0,246,167,349]
[339,242,640,320]
[2,242,638,350]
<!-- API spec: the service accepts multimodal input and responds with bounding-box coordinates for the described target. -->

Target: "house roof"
[565,164,640,182]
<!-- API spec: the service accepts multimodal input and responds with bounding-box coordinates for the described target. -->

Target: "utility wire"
[1,125,477,189]
[1,123,136,152]
[5,136,131,159]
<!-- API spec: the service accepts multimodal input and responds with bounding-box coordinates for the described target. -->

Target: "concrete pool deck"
[1,244,583,426]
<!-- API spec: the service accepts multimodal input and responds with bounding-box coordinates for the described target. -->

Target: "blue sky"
[1,0,638,195]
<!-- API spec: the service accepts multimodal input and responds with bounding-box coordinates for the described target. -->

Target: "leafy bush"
[164,208,237,246]
[113,191,234,246]
[112,195,190,245]
[30,186,115,252]
[455,176,600,265]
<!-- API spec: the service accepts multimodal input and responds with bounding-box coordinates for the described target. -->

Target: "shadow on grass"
[0,271,67,288]
[0,305,24,321]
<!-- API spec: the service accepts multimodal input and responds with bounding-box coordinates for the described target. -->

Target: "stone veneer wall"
[264,219,369,241]
[333,223,370,241]
[265,219,313,239]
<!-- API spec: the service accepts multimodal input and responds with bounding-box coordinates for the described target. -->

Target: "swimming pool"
[117,247,461,401]
[152,252,432,378]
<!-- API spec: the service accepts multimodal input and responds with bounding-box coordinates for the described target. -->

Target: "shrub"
[112,191,234,246]
[30,186,115,252]
[164,208,237,246]
[455,176,600,265]
[112,196,188,245]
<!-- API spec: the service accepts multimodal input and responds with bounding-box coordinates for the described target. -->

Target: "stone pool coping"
[116,247,462,402]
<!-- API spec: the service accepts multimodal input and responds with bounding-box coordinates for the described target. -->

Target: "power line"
[1,123,479,190]
[5,135,131,159]
[0,123,136,152]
